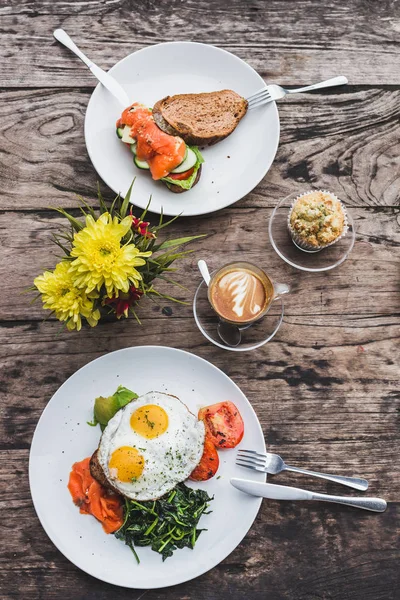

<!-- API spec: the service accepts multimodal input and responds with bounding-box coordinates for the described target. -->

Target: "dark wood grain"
[1,206,399,320]
[1,0,400,86]
[1,1,399,599]
[0,455,398,600]
[1,87,399,210]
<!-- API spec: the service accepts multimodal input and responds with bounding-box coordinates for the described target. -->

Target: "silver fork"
[247,75,348,109]
[237,449,368,491]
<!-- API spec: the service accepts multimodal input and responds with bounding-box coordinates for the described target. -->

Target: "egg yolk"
[130,404,169,439]
[109,446,145,483]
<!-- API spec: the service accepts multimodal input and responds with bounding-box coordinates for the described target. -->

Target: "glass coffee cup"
[207,261,289,326]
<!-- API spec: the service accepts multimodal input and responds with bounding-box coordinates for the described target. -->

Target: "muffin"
[288,190,348,251]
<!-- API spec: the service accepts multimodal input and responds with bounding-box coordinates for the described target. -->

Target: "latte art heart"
[210,267,272,323]
[218,271,263,318]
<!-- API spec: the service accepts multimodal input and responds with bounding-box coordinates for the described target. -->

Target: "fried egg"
[97,391,205,500]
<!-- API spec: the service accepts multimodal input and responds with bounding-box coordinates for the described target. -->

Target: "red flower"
[130,210,155,238]
[103,286,143,319]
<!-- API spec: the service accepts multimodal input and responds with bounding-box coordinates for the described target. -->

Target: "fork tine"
[248,96,270,108]
[236,459,264,472]
[247,91,270,105]
[247,86,270,103]
[248,92,270,104]
[237,449,266,459]
[236,454,265,467]
[248,91,269,103]
[248,97,272,109]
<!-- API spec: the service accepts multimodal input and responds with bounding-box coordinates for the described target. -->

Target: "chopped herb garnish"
[115,483,213,562]
[144,414,155,429]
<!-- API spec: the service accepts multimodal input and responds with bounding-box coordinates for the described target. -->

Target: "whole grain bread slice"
[153,90,248,146]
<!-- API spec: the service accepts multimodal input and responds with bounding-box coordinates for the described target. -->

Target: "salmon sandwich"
[116,103,204,193]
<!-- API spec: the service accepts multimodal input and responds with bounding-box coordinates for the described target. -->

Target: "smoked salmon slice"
[68,457,124,534]
[118,103,186,180]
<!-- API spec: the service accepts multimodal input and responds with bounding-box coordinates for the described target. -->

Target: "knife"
[230,478,387,512]
[53,29,130,107]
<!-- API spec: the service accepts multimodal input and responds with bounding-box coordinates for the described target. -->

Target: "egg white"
[97,391,205,501]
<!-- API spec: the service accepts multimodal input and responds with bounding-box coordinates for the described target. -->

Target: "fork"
[247,75,348,109]
[236,449,368,491]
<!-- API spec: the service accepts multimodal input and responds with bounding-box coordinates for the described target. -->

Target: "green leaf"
[139,196,152,221]
[155,234,206,251]
[51,208,84,232]
[147,290,188,304]
[155,275,188,290]
[120,179,136,218]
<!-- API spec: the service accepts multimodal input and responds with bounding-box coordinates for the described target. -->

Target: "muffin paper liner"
[287,190,349,252]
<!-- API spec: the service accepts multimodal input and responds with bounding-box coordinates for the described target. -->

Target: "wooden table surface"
[1,1,399,599]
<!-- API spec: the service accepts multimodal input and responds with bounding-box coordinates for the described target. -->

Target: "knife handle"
[311,492,387,512]
[285,465,368,491]
[54,29,93,68]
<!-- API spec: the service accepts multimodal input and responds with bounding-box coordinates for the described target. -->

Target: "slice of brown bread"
[90,449,115,490]
[153,90,248,146]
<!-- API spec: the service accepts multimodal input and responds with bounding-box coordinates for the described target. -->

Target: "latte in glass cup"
[208,262,276,325]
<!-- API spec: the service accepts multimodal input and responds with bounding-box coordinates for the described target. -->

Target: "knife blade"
[89,63,130,107]
[231,478,311,500]
[230,478,387,512]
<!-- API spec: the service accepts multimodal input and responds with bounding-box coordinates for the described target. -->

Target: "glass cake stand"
[268,192,356,272]
[193,280,284,352]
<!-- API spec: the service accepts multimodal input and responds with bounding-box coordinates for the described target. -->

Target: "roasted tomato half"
[198,401,244,449]
[189,436,219,481]
[167,167,195,181]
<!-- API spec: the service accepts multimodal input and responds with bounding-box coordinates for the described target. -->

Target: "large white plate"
[85,42,280,216]
[29,346,266,588]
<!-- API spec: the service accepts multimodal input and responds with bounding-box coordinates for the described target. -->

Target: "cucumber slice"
[130,142,137,155]
[121,125,136,144]
[116,127,124,139]
[134,156,150,170]
[171,147,197,174]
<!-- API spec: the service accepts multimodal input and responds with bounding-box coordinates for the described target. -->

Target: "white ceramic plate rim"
[29,346,266,588]
[84,41,280,216]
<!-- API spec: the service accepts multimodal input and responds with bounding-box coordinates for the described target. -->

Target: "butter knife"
[230,478,387,512]
[53,29,130,107]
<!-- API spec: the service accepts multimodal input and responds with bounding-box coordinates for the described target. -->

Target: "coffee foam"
[211,268,270,323]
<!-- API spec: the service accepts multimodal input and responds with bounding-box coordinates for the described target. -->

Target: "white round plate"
[85,42,280,216]
[29,346,266,588]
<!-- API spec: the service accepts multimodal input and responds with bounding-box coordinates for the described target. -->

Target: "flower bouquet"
[32,183,204,330]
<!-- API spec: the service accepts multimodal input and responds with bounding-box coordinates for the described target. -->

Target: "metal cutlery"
[247,75,348,108]
[230,478,386,512]
[53,29,130,107]
[237,449,368,491]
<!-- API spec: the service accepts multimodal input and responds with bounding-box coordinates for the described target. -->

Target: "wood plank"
[1,87,399,211]
[1,318,398,497]
[0,206,398,320]
[1,2,399,598]
[1,0,400,86]
[0,450,398,600]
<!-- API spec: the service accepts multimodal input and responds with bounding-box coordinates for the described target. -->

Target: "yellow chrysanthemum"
[69,213,151,297]
[34,261,100,331]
